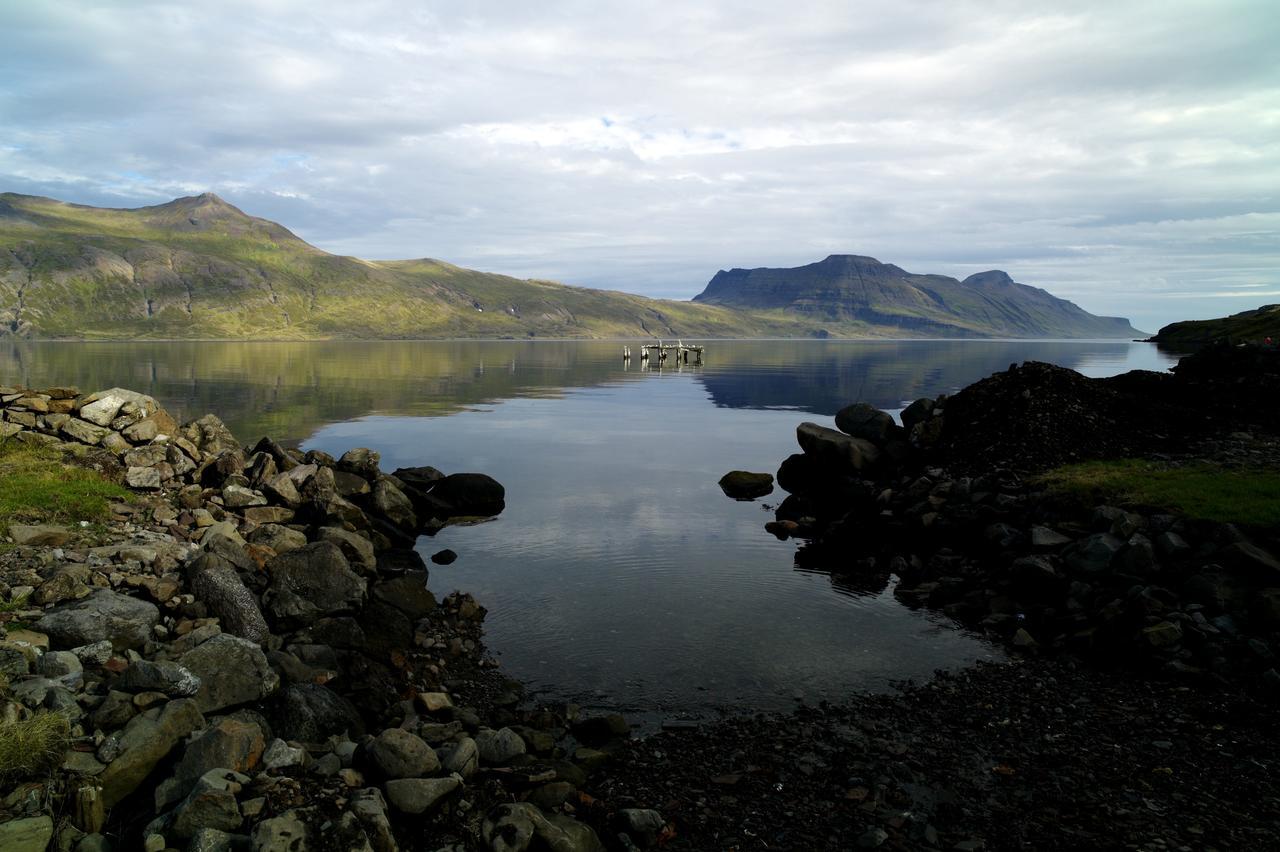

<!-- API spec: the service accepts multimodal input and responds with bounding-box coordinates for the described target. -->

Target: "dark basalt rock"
[717,470,774,500]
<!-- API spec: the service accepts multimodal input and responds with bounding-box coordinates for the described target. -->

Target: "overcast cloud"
[1,0,1277,330]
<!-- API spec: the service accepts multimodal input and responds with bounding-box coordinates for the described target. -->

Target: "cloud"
[1,0,1277,330]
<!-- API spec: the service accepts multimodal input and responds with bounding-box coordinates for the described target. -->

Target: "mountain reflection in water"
[0,339,1175,717]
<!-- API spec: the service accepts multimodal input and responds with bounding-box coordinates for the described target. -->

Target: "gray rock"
[262,471,302,509]
[483,803,602,852]
[616,809,666,847]
[441,736,479,779]
[40,650,83,678]
[73,640,114,667]
[338,448,381,480]
[475,727,526,765]
[9,523,74,546]
[370,728,439,779]
[61,418,110,445]
[349,787,395,852]
[222,485,267,509]
[1062,533,1123,575]
[184,553,270,644]
[92,690,138,731]
[371,573,436,620]
[266,542,366,627]
[834,402,896,443]
[1029,525,1073,549]
[37,589,160,651]
[119,659,202,697]
[171,770,246,839]
[184,414,240,456]
[795,422,880,473]
[371,479,416,530]
[179,634,280,713]
[316,527,377,573]
[248,524,308,556]
[384,775,461,815]
[126,466,163,490]
[717,471,774,500]
[900,397,934,432]
[268,683,365,742]
[262,738,308,772]
[250,809,310,852]
[1222,541,1280,580]
[170,719,266,803]
[99,698,205,808]
[188,827,247,852]
[125,445,170,468]
[0,815,54,852]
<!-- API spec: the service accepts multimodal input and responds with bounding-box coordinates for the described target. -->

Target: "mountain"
[1149,304,1280,351]
[0,193,806,340]
[692,255,1142,338]
[2,193,1139,339]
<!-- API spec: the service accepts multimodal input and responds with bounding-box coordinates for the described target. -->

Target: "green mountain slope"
[693,255,1142,338]
[1149,304,1280,351]
[0,193,809,340]
[1,193,1138,339]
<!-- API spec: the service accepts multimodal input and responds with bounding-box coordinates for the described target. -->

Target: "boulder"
[179,634,280,714]
[265,542,366,627]
[834,403,897,444]
[338,448,381,480]
[99,698,205,808]
[1063,533,1123,575]
[371,573,436,620]
[316,527,377,573]
[169,718,266,803]
[250,809,311,851]
[371,479,416,530]
[125,466,163,490]
[483,803,603,852]
[184,414,240,456]
[428,473,506,517]
[248,523,308,555]
[369,728,439,779]
[184,554,270,644]
[795,422,881,474]
[37,589,160,651]
[269,683,365,742]
[475,727,526,765]
[900,398,935,432]
[384,775,461,815]
[717,471,774,500]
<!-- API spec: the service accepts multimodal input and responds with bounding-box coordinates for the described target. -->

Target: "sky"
[1,0,1277,332]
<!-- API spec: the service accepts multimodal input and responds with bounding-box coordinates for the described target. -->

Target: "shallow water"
[1,338,1177,717]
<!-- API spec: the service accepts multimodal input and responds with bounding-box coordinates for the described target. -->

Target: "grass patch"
[0,440,130,537]
[1038,459,1280,528]
[0,713,71,785]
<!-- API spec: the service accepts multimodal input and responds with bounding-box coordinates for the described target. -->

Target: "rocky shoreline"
[1,343,1278,851]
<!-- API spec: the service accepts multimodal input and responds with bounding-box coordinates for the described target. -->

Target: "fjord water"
[1,340,1177,718]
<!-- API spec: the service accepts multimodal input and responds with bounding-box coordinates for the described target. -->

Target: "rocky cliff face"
[694,255,1142,338]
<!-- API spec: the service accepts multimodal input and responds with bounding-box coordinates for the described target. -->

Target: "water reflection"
[0,339,1176,716]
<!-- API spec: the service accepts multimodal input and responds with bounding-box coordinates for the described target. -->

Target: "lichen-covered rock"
[37,589,160,651]
[266,542,366,627]
[185,553,270,644]
[99,698,205,808]
[179,634,280,713]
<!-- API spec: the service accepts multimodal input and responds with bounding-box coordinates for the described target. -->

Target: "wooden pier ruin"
[622,341,704,365]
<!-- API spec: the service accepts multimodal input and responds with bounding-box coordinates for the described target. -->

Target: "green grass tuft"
[1038,459,1280,528]
[0,440,130,538]
[0,712,71,785]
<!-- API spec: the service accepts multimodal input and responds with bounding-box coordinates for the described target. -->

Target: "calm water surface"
[0,339,1177,718]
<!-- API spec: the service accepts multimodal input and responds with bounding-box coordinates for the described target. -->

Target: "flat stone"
[9,524,74,546]
[265,542,366,627]
[125,466,163,490]
[0,815,55,852]
[37,589,160,651]
[384,775,461,815]
[60,418,109,445]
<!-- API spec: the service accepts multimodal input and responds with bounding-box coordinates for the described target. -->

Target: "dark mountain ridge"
[694,254,1142,338]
